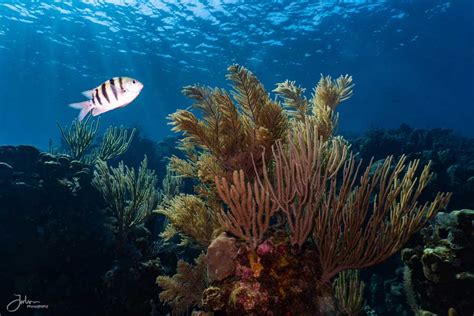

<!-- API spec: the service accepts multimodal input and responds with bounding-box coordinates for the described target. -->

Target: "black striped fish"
[69,77,143,121]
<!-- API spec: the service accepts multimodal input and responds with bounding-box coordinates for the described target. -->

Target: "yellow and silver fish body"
[69,77,144,121]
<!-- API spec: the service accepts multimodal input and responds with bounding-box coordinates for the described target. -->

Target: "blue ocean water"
[0,0,472,147]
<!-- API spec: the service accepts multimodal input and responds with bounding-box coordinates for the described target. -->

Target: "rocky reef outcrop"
[0,145,112,314]
[401,209,474,315]
[0,145,173,316]
[352,124,474,210]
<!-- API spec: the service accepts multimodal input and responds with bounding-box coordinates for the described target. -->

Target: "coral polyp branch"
[333,270,365,316]
[93,156,158,248]
[156,194,219,247]
[313,154,451,282]
[273,80,309,121]
[169,64,288,180]
[215,170,279,250]
[260,122,349,248]
[57,115,100,160]
[97,126,136,161]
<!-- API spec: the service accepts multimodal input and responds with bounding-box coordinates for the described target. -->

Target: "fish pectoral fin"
[81,89,94,99]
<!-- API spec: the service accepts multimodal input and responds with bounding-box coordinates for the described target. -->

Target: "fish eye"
[132,80,136,84]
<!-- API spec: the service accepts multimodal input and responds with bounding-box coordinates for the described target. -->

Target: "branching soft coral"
[156,194,219,247]
[274,74,353,139]
[170,64,288,180]
[215,170,279,250]
[96,126,136,161]
[156,254,207,315]
[93,156,158,248]
[57,116,100,160]
[333,270,365,316]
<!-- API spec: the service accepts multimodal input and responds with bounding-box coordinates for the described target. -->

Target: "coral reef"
[365,264,410,316]
[352,124,474,209]
[0,137,180,316]
[0,145,112,314]
[401,209,474,315]
[3,67,472,316]
[157,65,451,315]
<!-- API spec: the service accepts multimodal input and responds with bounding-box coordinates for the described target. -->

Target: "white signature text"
[6,294,48,313]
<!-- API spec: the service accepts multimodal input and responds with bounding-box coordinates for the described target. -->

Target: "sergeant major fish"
[69,77,144,121]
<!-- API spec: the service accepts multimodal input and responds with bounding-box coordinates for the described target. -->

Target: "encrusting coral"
[401,209,474,314]
[156,64,451,315]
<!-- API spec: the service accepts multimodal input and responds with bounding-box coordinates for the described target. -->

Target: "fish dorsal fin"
[81,89,94,99]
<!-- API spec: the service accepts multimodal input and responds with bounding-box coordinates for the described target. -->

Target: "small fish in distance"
[69,77,144,121]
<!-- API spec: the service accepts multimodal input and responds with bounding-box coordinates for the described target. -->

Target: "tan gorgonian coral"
[333,270,365,316]
[215,170,279,250]
[260,122,349,247]
[156,194,219,247]
[216,119,450,277]
[169,64,288,180]
[156,254,207,315]
[274,74,353,139]
[312,153,451,283]
[273,80,309,121]
[162,64,291,252]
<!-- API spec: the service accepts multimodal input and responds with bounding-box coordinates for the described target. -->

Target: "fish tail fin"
[69,101,92,121]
